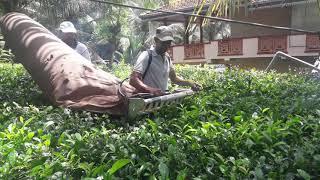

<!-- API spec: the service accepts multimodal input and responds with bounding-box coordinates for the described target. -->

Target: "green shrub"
[0,62,320,179]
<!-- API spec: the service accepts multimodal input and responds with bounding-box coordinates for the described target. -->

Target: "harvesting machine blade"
[126,89,194,119]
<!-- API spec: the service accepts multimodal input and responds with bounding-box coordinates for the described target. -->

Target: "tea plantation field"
[0,62,319,179]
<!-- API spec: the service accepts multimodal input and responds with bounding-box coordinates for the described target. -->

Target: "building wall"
[208,34,318,59]
[171,34,319,72]
[291,2,320,31]
[171,45,208,64]
[172,46,184,63]
[169,3,320,72]
[230,7,292,38]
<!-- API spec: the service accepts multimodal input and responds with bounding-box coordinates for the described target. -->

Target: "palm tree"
[195,0,320,22]
[0,0,93,28]
[121,0,169,64]
[0,0,174,64]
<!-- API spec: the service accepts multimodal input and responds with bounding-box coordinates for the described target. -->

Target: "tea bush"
[0,62,319,179]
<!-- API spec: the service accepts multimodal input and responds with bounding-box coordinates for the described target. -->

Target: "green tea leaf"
[75,133,82,141]
[234,115,242,122]
[27,132,35,140]
[107,159,131,175]
[297,169,311,180]
[8,151,17,165]
[23,117,34,127]
[44,121,55,129]
[215,153,225,162]
[262,108,270,113]
[19,116,24,123]
[219,165,227,174]
[254,167,264,179]
[176,169,187,180]
[148,119,158,133]
[92,164,106,177]
[159,162,169,180]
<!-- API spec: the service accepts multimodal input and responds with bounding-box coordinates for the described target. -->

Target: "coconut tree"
[194,0,320,24]
[0,0,93,28]
[119,0,169,64]
[0,0,172,64]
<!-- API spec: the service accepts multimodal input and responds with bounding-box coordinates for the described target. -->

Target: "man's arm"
[129,71,164,96]
[77,43,91,61]
[169,67,201,91]
[81,48,91,61]
[130,51,164,96]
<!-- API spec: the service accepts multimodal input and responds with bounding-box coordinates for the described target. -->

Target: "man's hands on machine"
[130,72,165,97]
[130,71,202,97]
[191,82,202,92]
[147,87,165,96]
[146,82,201,96]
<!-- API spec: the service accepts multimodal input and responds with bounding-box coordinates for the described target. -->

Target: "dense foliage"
[0,62,320,179]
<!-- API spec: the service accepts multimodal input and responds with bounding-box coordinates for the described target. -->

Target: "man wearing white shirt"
[58,21,91,61]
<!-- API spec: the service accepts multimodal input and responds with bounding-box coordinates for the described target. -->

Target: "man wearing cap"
[58,21,91,61]
[130,26,201,96]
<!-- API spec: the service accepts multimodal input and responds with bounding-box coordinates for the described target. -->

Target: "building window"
[305,34,320,52]
[218,38,243,56]
[184,43,205,59]
[258,36,287,54]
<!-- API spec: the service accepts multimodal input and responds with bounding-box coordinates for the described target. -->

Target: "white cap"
[155,26,174,42]
[59,21,77,33]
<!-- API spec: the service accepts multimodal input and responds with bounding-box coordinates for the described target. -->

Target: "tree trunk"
[200,18,204,43]
[184,17,189,44]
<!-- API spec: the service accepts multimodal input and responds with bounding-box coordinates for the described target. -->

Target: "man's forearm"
[129,72,154,93]
[172,77,193,87]
[129,72,164,96]
[169,69,201,91]
[130,78,149,93]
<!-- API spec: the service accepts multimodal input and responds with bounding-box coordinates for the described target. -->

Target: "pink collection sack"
[1,13,135,115]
